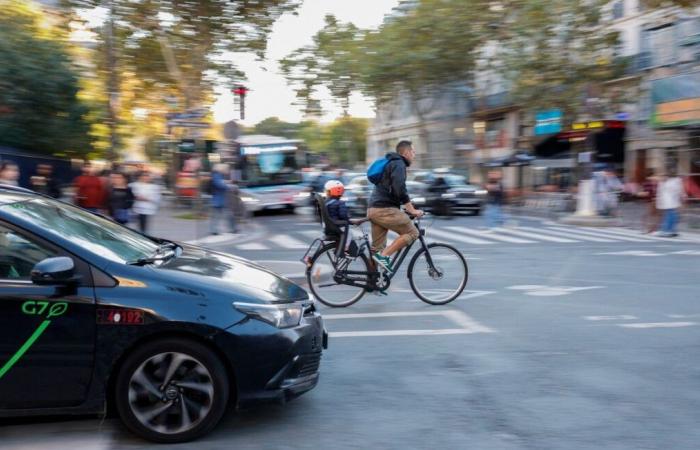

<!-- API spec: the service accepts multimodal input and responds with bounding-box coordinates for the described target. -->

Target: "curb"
[558,215,623,227]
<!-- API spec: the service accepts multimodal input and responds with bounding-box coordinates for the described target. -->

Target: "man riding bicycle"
[368,140,423,272]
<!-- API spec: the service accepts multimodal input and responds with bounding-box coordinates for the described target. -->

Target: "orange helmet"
[324,179,345,197]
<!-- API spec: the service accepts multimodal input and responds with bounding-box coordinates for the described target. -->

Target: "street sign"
[166,108,208,121]
[167,120,210,129]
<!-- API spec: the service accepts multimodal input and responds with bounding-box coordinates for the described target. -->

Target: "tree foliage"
[0,1,91,156]
[67,0,301,108]
[490,0,620,121]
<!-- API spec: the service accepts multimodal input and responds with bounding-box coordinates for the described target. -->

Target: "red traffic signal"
[232,85,248,97]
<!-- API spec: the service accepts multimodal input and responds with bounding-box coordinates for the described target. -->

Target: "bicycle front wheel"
[408,243,468,305]
[307,243,369,308]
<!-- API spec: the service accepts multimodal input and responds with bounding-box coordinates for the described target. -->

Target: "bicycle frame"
[329,220,437,292]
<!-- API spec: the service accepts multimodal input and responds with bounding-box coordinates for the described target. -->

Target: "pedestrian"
[210,163,232,235]
[0,161,19,186]
[638,169,659,234]
[30,164,61,198]
[484,170,505,229]
[655,171,686,237]
[106,172,135,225]
[226,178,244,233]
[130,171,161,234]
[73,162,105,212]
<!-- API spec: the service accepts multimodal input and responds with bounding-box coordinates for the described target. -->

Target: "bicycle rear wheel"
[407,243,468,305]
[307,243,369,308]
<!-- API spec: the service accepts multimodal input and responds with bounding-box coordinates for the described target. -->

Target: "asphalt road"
[2,211,700,450]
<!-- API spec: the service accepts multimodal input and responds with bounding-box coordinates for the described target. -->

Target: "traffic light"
[232,84,247,120]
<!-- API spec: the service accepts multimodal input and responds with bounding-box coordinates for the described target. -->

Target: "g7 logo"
[21,301,68,318]
[0,301,70,380]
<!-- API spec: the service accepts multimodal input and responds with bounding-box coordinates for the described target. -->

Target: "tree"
[68,0,301,109]
[280,15,363,116]
[0,1,91,156]
[327,117,368,166]
[250,117,300,138]
[282,2,491,158]
[489,0,620,123]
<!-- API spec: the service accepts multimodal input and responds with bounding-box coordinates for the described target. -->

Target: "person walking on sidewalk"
[639,169,659,233]
[367,140,423,272]
[656,171,686,237]
[484,170,505,229]
[210,163,231,235]
[73,162,105,213]
[130,171,161,234]
[106,172,134,225]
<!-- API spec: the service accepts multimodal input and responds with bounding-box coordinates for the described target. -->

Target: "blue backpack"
[367,157,390,185]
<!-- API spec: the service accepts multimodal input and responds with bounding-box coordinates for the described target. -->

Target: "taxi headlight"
[233,302,303,328]
[240,196,259,203]
[442,193,456,199]
[475,189,488,196]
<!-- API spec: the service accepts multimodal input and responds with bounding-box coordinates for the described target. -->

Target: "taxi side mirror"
[31,257,80,285]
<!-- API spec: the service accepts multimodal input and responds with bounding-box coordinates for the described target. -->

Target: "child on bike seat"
[324,180,349,223]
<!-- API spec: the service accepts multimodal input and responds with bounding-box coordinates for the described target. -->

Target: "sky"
[212,0,401,126]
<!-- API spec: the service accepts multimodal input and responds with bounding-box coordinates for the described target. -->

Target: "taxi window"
[0,224,55,280]
[0,199,159,264]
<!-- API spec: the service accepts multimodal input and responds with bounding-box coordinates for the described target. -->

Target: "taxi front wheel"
[115,338,230,443]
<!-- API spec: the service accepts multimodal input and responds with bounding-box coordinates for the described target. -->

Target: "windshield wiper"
[128,241,180,266]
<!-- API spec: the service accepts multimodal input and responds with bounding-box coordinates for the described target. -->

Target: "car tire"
[115,338,230,443]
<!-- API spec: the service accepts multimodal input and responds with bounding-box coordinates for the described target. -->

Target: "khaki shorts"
[367,207,419,252]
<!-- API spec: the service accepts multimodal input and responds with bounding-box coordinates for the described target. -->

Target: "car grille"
[458,192,475,198]
[296,352,322,378]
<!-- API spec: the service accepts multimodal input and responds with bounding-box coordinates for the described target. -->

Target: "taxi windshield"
[0,199,160,263]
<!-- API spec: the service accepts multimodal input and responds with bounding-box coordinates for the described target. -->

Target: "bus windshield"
[240,150,303,187]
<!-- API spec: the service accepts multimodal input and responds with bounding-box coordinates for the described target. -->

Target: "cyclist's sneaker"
[373,289,388,296]
[373,252,393,272]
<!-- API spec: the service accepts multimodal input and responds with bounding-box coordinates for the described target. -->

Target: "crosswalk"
[232,224,700,251]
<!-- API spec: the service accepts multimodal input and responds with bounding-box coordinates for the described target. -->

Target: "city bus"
[230,135,310,212]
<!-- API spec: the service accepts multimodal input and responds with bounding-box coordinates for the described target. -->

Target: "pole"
[105,0,118,161]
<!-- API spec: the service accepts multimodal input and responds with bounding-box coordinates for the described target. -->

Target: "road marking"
[666,313,700,319]
[237,242,269,250]
[584,315,638,321]
[548,226,646,242]
[596,250,664,256]
[330,329,483,337]
[577,227,687,242]
[447,227,536,243]
[298,230,322,239]
[507,285,604,296]
[324,309,494,337]
[617,322,698,329]
[269,234,308,249]
[671,250,700,255]
[517,226,612,242]
[392,289,494,300]
[427,227,493,244]
[489,227,579,243]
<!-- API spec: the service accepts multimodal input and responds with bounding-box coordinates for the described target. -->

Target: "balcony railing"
[472,91,512,111]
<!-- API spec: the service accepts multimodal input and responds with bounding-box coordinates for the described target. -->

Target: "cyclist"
[367,140,423,272]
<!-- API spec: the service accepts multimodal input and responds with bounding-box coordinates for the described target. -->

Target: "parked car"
[0,186,326,443]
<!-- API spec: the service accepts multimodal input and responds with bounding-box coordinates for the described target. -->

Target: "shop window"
[612,0,624,20]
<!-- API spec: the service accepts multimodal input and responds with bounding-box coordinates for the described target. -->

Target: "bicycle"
[302,211,468,307]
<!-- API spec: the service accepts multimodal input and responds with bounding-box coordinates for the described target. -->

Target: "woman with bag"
[107,172,135,225]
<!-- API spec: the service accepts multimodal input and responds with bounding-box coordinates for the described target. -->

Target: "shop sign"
[534,109,562,136]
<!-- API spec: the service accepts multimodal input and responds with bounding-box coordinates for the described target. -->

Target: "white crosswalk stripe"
[445,226,536,243]
[546,226,648,242]
[237,242,269,250]
[516,226,614,242]
[587,226,698,243]
[487,227,579,243]
[268,234,308,249]
[299,229,323,239]
[427,227,493,245]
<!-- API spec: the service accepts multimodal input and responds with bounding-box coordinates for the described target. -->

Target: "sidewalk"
[146,198,256,246]
[506,199,700,234]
